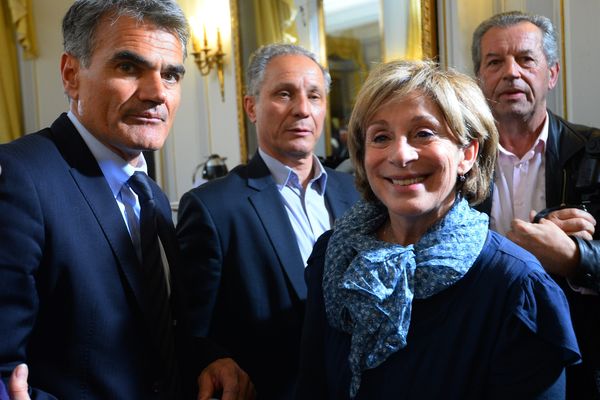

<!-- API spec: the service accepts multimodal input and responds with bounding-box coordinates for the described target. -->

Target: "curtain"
[405,0,423,60]
[0,0,22,142]
[9,0,37,59]
[0,0,36,143]
[253,0,298,46]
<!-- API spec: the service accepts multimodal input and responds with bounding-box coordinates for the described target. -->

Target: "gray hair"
[472,11,559,76]
[62,0,189,67]
[245,43,331,97]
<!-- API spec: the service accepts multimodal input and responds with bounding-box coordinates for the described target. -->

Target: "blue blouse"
[296,231,580,399]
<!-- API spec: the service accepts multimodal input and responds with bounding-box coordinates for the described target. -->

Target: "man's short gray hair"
[472,11,559,76]
[62,0,189,67]
[246,43,331,97]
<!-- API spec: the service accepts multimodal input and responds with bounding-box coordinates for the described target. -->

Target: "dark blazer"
[176,152,359,399]
[477,110,600,399]
[0,114,221,399]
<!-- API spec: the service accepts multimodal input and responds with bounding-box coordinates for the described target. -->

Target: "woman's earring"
[457,174,466,183]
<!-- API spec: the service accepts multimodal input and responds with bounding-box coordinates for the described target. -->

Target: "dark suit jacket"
[0,114,222,399]
[176,152,359,399]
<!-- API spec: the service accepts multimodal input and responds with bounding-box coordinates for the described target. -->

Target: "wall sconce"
[192,25,226,101]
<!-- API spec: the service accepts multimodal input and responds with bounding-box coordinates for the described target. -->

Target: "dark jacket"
[478,110,600,399]
[176,152,359,400]
[0,114,224,399]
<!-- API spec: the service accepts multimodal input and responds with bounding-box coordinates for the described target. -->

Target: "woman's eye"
[369,132,391,145]
[415,129,436,139]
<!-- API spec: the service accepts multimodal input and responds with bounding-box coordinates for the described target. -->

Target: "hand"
[197,358,255,400]
[534,207,596,240]
[8,364,30,400]
[507,217,579,277]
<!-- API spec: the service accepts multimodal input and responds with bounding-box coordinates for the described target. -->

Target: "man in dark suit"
[472,11,600,398]
[0,1,253,399]
[177,44,359,399]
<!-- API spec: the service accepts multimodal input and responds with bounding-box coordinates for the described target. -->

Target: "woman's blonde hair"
[347,60,498,205]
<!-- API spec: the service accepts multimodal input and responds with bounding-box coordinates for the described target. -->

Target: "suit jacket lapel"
[50,114,146,311]
[324,169,356,219]
[246,154,307,300]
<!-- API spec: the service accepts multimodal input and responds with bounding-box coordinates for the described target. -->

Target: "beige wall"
[564,0,600,126]
[163,0,242,202]
[20,0,70,133]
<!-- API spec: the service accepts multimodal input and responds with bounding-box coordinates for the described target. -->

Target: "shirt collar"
[258,148,328,194]
[68,111,147,198]
[498,111,549,158]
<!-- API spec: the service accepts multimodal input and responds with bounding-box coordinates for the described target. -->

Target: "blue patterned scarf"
[323,197,489,398]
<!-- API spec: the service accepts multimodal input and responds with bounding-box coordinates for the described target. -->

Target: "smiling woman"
[295,60,581,399]
[362,92,478,244]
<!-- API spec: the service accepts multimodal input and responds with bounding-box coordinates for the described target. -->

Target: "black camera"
[202,154,228,181]
[192,154,229,187]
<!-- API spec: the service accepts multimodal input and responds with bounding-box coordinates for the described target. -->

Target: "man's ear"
[458,139,479,176]
[61,53,80,100]
[548,62,560,90]
[244,95,257,123]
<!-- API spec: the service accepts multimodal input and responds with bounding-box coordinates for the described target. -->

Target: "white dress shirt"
[67,111,147,255]
[490,114,548,236]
